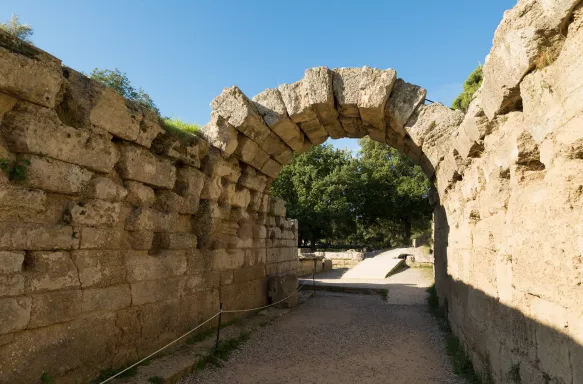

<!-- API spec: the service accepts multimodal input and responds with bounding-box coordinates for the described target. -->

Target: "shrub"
[452,66,483,113]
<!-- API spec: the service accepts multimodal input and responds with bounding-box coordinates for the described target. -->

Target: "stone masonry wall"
[0,31,298,383]
[1,0,582,382]
[436,1,583,382]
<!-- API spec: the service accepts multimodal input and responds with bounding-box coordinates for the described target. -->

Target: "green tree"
[452,65,483,113]
[0,13,34,43]
[89,68,159,114]
[270,138,432,248]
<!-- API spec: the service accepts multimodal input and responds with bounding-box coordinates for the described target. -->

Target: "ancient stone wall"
[437,1,583,382]
[0,31,298,383]
[0,0,582,382]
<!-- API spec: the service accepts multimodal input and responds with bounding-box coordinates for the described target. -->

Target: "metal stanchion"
[215,303,223,349]
[313,259,316,295]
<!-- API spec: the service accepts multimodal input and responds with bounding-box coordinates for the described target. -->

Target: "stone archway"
[0,0,582,382]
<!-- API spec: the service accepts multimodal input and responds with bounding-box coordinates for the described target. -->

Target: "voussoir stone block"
[1,103,120,173]
[238,166,268,192]
[117,143,176,189]
[198,112,238,156]
[358,66,397,132]
[386,78,427,137]
[305,67,346,139]
[333,68,367,137]
[253,88,309,152]
[211,86,271,142]
[279,80,329,145]
[260,158,283,179]
[0,31,63,108]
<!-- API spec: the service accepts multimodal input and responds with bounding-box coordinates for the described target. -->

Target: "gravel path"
[180,269,465,384]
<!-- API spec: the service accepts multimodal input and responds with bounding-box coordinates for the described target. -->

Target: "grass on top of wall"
[161,117,200,144]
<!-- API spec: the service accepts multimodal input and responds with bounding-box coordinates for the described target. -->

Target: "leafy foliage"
[270,138,432,248]
[0,158,31,181]
[0,14,33,43]
[452,66,483,113]
[163,117,199,136]
[89,68,159,114]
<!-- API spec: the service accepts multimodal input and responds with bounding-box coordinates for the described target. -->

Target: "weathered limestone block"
[124,180,156,207]
[202,150,236,178]
[153,190,191,214]
[173,165,204,212]
[135,109,165,148]
[123,230,154,250]
[480,0,579,119]
[20,154,93,195]
[209,249,245,270]
[200,175,223,201]
[0,184,46,212]
[268,197,286,217]
[234,134,270,170]
[80,285,131,314]
[0,297,31,334]
[304,67,345,139]
[1,103,120,173]
[125,207,177,232]
[333,68,367,138]
[90,86,143,141]
[279,80,329,145]
[78,227,123,249]
[70,200,121,227]
[238,166,268,192]
[85,177,128,202]
[252,88,310,152]
[117,143,176,189]
[154,232,197,250]
[0,251,24,274]
[260,158,282,179]
[151,132,204,168]
[124,250,187,281]
[231,186,251,208]
[0,31,63,108]
[0,223,78,250]
[405,104,464,167]
[358,66,396,131]
[386,79,426,136]
[263,132,294,165]
[211,86,271,142]
[267,273,298,308]
[26,251,79,292]
[198,112,238,156]
[0,274,24,297]
[130,277,183,306]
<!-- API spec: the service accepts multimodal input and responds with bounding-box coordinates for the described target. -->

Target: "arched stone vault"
[200,66,462,192]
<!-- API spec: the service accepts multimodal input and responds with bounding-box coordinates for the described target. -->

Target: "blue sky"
[3,0,514,153]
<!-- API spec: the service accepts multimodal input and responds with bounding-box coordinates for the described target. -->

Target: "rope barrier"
[222,275,313,313]
[97,274,314,383]
[98,312,220,384]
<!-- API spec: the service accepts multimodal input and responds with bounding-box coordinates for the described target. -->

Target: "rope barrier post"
[312,259,316,295]
[215,303,223,350]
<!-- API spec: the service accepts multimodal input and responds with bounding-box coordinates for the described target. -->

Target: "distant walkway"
[180,268,464,384]
[342,247,413,279]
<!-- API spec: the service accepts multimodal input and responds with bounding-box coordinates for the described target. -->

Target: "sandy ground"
[180,268,465,384]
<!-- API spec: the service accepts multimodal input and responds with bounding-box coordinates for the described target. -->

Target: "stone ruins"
[0,0,582,382]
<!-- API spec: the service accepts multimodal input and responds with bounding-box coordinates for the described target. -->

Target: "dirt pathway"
[180,268,464,384]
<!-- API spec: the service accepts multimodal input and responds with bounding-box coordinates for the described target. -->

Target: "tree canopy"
[0,14,34,43]
[270,138,432,249]
[452,65,483,112]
